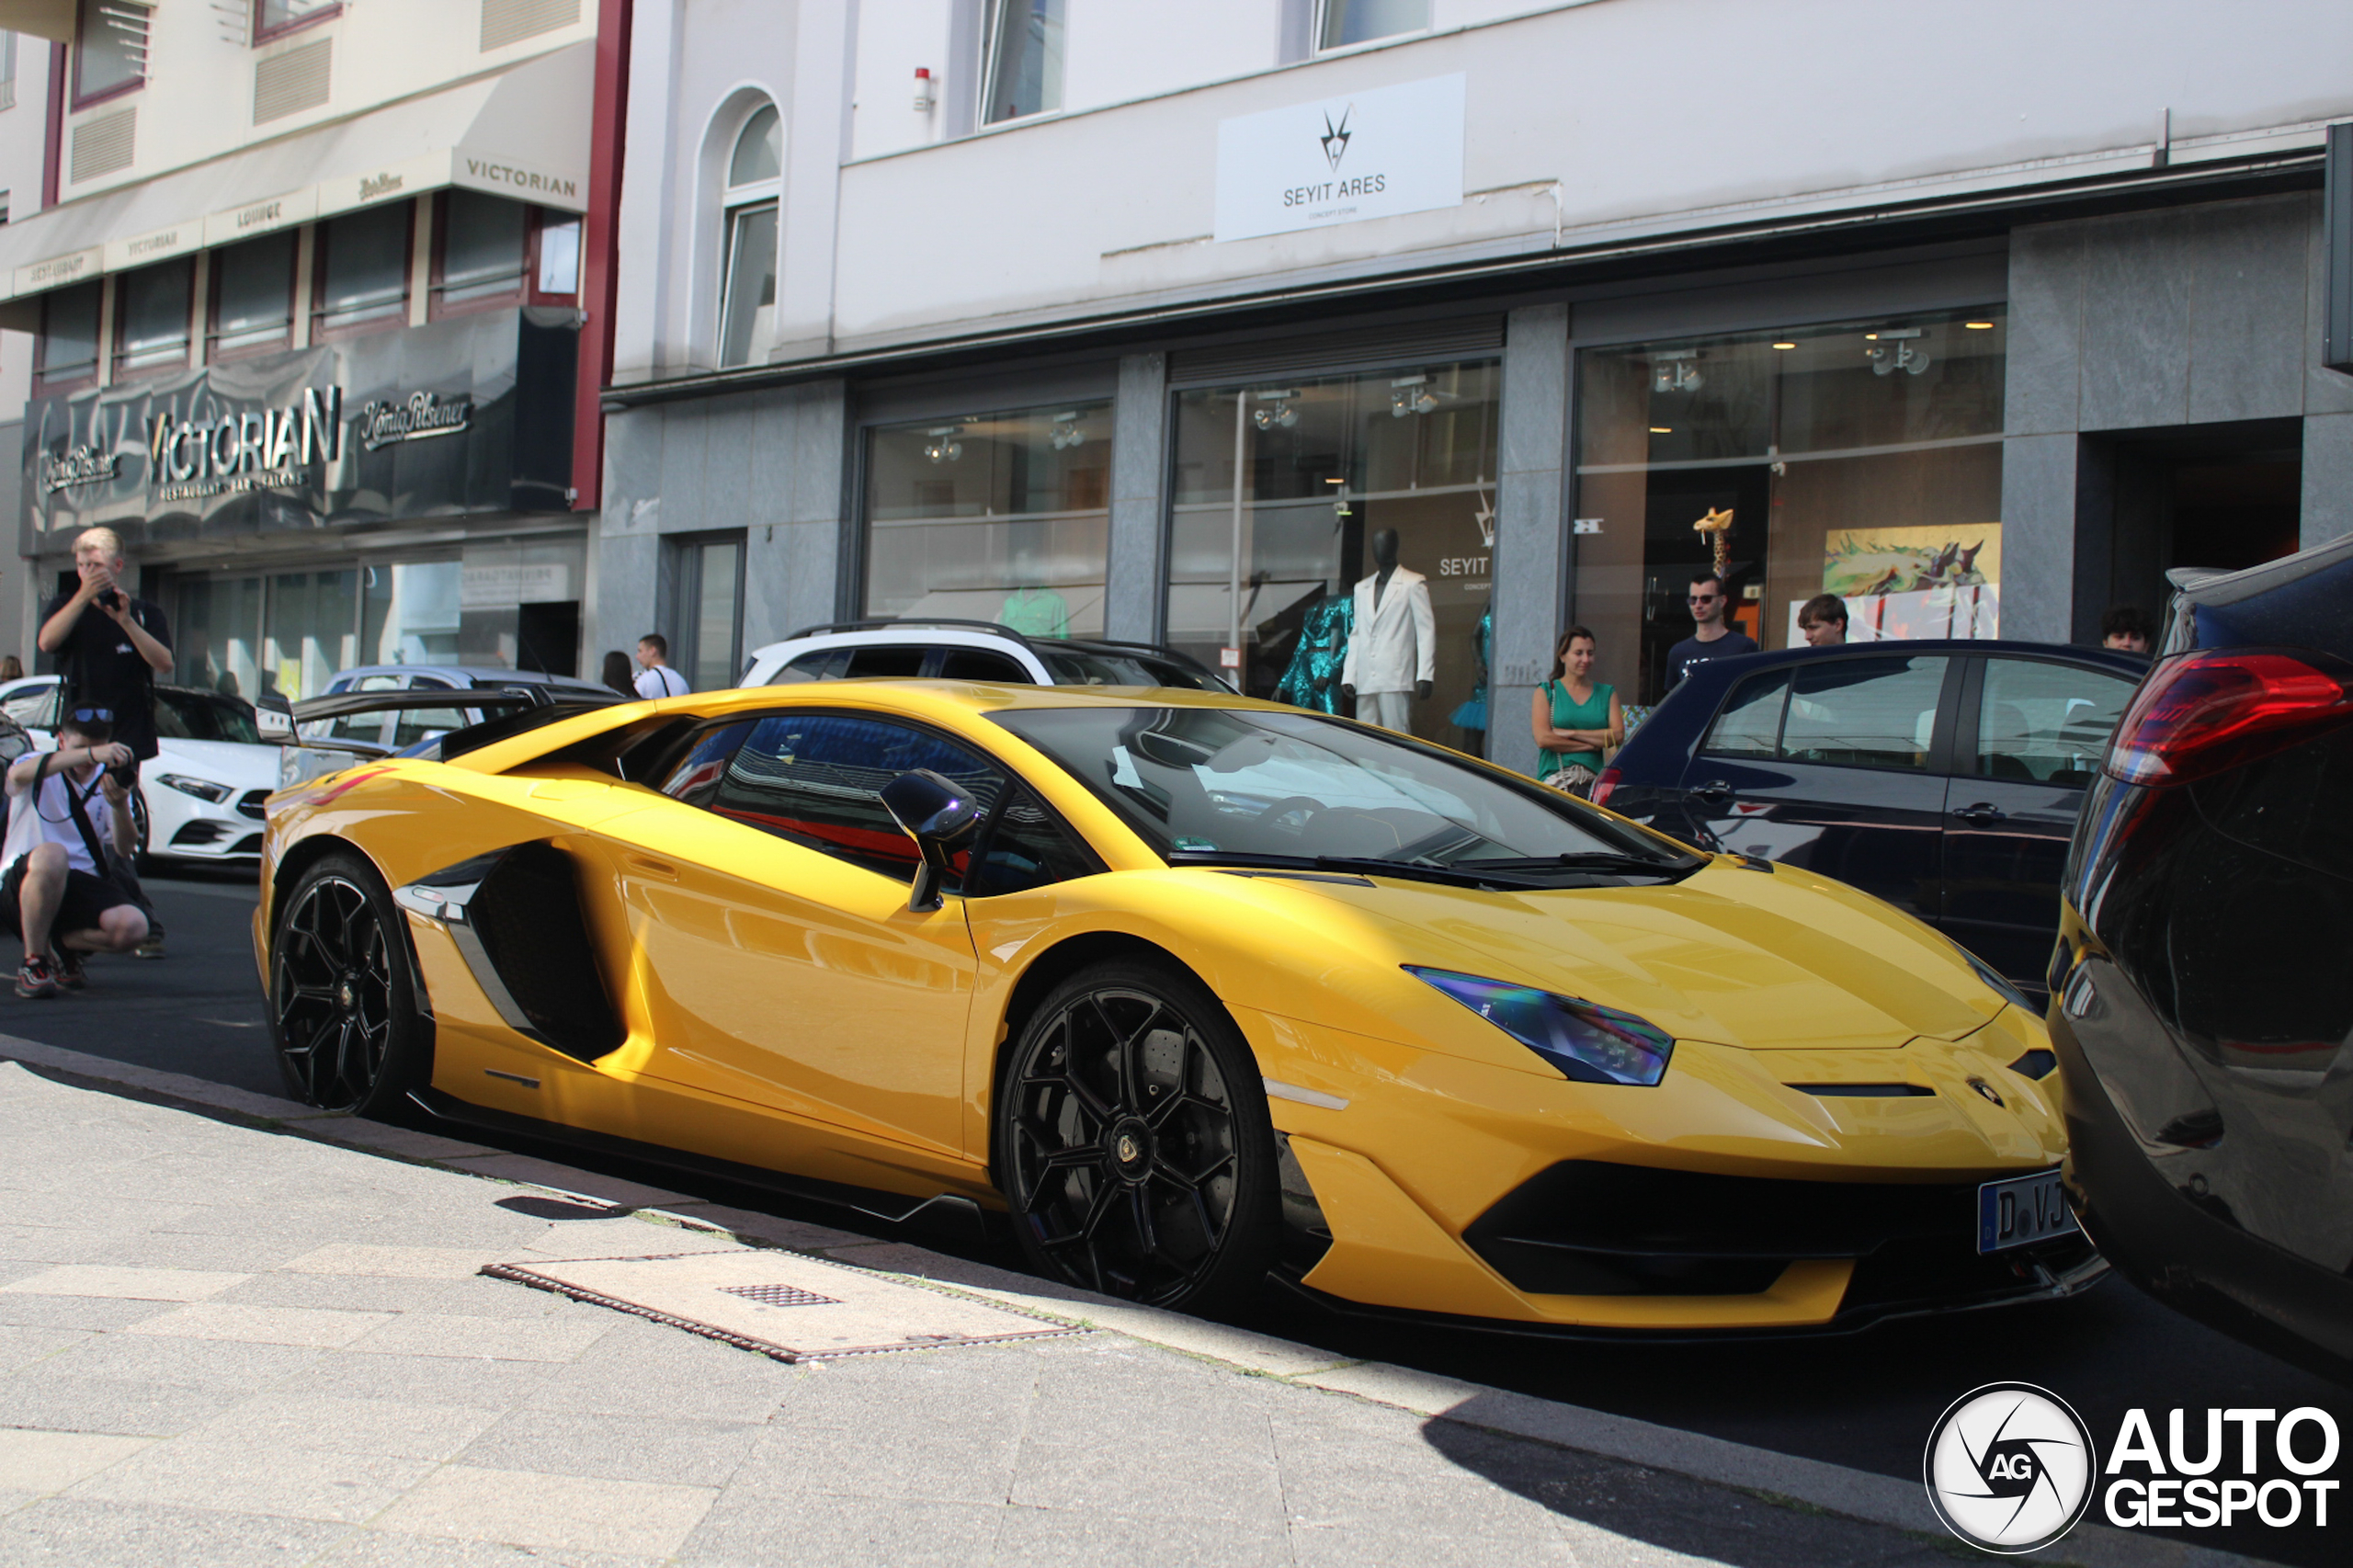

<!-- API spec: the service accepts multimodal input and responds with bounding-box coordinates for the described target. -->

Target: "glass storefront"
[864,401,1110,637]
[1166,358,1498,747]
[165,537,585,700]
[1574,309,2006,706]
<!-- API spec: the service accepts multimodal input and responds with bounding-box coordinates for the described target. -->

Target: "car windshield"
[1040,648,1224,691]
[992,705,1694,882]
[154,688,262,744]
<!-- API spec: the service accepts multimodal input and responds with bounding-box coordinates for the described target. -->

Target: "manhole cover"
[482,1249,1083,1361]
[721,1283,840,1309]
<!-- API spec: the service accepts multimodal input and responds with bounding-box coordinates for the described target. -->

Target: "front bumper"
[151,786,270,861]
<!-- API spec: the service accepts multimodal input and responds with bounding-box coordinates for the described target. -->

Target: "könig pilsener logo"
[1925,1382,2098,1553]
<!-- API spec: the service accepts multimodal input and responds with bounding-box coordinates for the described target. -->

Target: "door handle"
[624,854,679,881]
[1689,779,1733,803]
[1949,803,2006,825]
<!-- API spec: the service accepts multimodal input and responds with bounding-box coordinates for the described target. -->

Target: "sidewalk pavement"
[0,1035,2257,1568]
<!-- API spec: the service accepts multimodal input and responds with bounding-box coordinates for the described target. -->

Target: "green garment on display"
[1538,679,1615,780]
[1273,593,1354,713]
[1449,604,1494,732]
[999,586,1070,639]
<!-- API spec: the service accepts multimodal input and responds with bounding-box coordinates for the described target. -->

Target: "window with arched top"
[718,103,781,369]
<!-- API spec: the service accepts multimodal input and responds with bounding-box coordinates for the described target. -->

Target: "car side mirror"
[880,768,983,913]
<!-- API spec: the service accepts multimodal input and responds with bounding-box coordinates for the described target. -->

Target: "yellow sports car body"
[256,680,2101,1331]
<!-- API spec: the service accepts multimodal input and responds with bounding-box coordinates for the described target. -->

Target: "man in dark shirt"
[1665,571,1759,691]
[37,527,173,957]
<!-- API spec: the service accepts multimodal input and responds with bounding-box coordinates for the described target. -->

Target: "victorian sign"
[1213,74,1466,243]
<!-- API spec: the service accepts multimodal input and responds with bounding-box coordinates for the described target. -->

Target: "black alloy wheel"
[998,960,1279,1312]
[270,851,426,1115]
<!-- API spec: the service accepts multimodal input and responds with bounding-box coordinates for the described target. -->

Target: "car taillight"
[2104,648,2353,786]
[1588,767,1621,808]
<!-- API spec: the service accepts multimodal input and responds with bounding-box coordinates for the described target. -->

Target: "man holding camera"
[1,710,151,997]
[37,527,171,959]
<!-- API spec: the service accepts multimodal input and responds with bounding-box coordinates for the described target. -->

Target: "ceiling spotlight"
[1867,327,1931,378]
[1389,373,1440,418]
[1650,426,1672,434]
[924,426,964,463]
[1650,352,1703,395]
[1771,341,1797,350]
[1048,411,1086,449]
[1964,321,1995,330]
[1252,389,1300,430]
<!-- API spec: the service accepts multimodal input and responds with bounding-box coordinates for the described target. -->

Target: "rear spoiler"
[278,686,631,762]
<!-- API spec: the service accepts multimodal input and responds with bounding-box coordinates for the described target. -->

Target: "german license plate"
[1978,1169,2077,1254]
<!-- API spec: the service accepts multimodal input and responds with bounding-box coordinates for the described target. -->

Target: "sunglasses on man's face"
[69,708,115,724]
[1688,594,1721,605]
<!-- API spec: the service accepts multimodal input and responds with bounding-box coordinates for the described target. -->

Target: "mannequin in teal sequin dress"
[1274,593,1353,712]
[1449,604,1494,744]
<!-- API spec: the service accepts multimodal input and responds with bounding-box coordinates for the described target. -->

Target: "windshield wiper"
[1165,849,1558,891]
[1454,850,1701,878]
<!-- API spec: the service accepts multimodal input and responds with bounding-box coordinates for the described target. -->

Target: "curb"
[0,1033,2265,1568]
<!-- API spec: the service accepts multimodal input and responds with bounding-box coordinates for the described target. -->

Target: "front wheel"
[996,959,1279,1312]
[270,850,428,1116]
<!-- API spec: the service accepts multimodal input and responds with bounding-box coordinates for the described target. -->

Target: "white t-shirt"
[1,765,111,876]
[634,665,689,699]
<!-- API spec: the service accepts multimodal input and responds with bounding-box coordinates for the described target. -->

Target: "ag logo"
[1925,1382,2097,1553]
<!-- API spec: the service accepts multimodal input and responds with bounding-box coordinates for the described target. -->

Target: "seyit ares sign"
[1214,74,1465,243]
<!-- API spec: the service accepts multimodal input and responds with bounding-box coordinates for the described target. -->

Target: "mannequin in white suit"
[1341,529,1435,732]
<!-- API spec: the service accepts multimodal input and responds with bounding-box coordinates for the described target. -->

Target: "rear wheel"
[997,959,1279,1312]
[269,851,427,1116]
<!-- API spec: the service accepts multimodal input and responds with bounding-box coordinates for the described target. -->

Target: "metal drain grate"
[721,1283,842,1309]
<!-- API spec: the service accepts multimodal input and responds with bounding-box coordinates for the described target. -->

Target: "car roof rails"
[782,618,1040,648]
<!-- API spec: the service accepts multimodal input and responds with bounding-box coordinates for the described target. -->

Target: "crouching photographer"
[0,710,151,998]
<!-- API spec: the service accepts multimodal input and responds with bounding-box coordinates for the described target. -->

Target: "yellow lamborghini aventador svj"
[256,681,2101,1331]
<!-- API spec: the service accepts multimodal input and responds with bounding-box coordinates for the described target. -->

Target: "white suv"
[739,620,1233,692]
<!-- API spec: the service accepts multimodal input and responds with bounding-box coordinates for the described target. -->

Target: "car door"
[573,709,993,1158]
[1679,653,1960,922]
[1942,654,2137,992]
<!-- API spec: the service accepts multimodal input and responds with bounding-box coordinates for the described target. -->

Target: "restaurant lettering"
[146,387,343,502]
[356,391,472,450]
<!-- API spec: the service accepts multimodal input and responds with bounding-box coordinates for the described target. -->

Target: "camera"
[106,761,136,789]
[97,588,123,612]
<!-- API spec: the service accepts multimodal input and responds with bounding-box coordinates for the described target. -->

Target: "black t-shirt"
[42,594,171,760]
[1665,630,1759,692]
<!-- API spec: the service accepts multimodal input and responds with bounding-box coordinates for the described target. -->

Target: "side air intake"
[393,843,623,1062]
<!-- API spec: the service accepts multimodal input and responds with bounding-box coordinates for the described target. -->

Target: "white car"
[0,676,279,867]
[739,619,1233,691]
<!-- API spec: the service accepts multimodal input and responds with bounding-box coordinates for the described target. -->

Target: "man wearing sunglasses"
[1665,570,1758,692]
[36,526,172,958]
[0,709,149,998]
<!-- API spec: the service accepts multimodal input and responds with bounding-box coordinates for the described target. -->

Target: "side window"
[1780,655,1949,772]
[2,685,60,729]
[659,721,755,808]
[770,648,849,685]
[938,648,1030,683]
[967,785,1099,898]
[1976,659,2134,788]
[1700,670,1790,757]
[842,644,928,679]
[708,713,1005,882]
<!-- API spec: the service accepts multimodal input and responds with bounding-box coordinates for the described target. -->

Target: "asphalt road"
[18,868,2347,1567]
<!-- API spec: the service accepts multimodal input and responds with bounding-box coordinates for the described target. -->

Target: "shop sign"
[13,247,102,296]
[39,445,119,495]
[201,187,320,246]
[460,562,572,609]
[357,391,473,451]
[1214,74,1465,243]
[103,223,199,273]
[146,389,345,503]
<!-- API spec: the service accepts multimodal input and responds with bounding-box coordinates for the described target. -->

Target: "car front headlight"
[157,772,233,803]
[1404,966,1676,1085]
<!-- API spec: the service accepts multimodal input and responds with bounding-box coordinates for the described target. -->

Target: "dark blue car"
[1595,638,2146,996]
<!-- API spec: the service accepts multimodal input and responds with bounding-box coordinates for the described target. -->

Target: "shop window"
[254,1,339,44]
[112,256,191,378]
[312,201,412,339]
[431,189,528,317]
[1165,360,1498,749]
[1574,309,2006,707]
[209,230,296,359]
[865,401,1111,639]
[2,30,17,111]
[1318,0,1428,50]
[360,561,461,667]
[982,0,1065,124]
[536,215,581,297]
[74,0,148,108]
[717,103,779,368]
[35,280,101,389]
[669,533,745,692]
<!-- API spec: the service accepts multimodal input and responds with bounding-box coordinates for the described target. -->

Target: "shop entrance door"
[2085,419,2302,632]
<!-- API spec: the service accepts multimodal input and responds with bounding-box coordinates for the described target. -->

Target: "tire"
[996,958,1280,1312]
[130,790,151,874]
[269,850,428,1116]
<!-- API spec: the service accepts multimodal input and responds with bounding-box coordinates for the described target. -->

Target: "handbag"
[1544,761,1597,799]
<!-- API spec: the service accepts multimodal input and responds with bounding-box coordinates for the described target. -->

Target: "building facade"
[0,0,610,701]
[595,0,2353,777]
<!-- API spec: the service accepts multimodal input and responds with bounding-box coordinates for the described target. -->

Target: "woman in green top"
[1529,625,1624,794]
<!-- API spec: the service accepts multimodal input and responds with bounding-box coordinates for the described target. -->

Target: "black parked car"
[2052,533,2353,1381]
[1596,639,2145,995]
